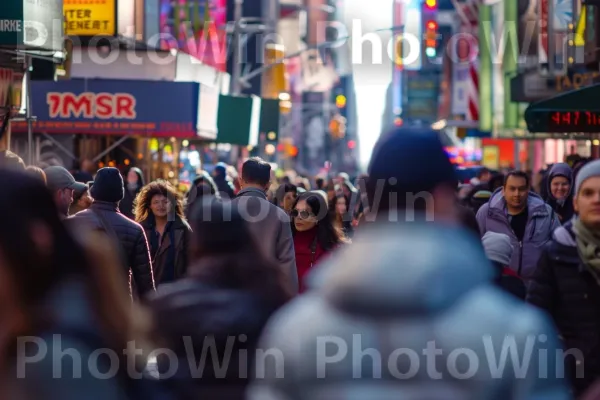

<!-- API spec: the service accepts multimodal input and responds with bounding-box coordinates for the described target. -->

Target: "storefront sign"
[63,0,116,36]
[0,0,63,51]
[11,79,204,138]
[555,72,600,91]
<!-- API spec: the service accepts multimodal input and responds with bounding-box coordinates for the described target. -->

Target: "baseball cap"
[44,166,87,192]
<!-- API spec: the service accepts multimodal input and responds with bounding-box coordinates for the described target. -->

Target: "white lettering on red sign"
[46,92,137,120]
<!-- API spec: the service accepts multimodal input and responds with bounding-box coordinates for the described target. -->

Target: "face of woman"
[127,169,139,185]
[150,194,171,219]
[293,199,317,232]
[550,176,570,200]
[335,197,347,215]
[282,191,296,212]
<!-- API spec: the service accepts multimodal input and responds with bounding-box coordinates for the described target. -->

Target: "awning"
[524,84,600,133]
[11,78,213,138]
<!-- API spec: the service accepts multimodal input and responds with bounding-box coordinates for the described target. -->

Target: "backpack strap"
[90,208,129,269]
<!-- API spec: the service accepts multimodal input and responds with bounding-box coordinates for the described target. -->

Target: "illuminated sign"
[63,0,115,36]
[547,111,600,132]
[555,72,600,91]
[47,92,136,119]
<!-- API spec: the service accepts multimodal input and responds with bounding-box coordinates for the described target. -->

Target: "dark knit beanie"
[91,167,125,203]
[367,128,457,209]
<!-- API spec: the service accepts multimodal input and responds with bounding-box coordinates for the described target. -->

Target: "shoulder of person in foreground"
[13,333,129,400]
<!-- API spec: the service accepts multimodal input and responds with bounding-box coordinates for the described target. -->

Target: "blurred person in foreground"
[291,192,346,293]
[135,180,192,286]
[0,170,167,399]
[0,149,25,171]
[184,171,219,220]
[68,167,155,298]
[477,171,559,282]
[148,198,292,399]
[528,159,600,396]
[248,128,569,400]
[44,166,87,219]
[545,162,575,223]
[69,182,93,215]
[232,157,298,293]
[25,166,46,184]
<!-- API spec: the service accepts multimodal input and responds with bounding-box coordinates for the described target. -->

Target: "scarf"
[572,217,600,286]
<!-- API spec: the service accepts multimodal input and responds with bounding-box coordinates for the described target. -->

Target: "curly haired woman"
[134,180,192,286]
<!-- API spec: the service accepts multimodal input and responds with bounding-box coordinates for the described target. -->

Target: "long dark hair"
[0,170,151,374]
[291,192,345,251]
[188,197,292,306]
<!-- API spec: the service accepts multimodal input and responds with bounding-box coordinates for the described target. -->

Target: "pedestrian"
[232,157,298,293]
[212,162,235,199]
[44,166,87,219]
[121,167,144,219]
[0,169,168,399]
[0,149,25,171]
[528,159,600,396]
[476,170,560,281]
[482,231,526,299]
[25,165,46,184]
[291,191,345,292]
[148,198,292,399]
[329,193,353,239]
[545,162,575,223]
[135,180,192,286]
[67,167,155,298]
[272,182,297,215]
[248,128,569,400]
[69,182,93,215]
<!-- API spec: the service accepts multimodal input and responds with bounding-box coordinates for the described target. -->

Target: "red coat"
[294,228,327,293]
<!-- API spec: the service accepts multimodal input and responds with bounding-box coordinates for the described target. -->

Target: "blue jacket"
[476,188,560,280]
[248,221,570,400]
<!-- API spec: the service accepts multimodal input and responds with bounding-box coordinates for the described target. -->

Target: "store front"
[11,78,218,183]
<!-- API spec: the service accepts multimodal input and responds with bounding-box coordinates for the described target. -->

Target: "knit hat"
[368,128,456,203]
[90,167,124,203]
[575,159,600,195]
[482,231,513,265]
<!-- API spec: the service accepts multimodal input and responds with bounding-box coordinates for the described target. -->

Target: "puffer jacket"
[68,201,155,296]
[527,221,600,396]
[248,222,570,400]
[476,188,560,280]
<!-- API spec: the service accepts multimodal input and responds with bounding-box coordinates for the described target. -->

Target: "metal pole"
[548,0,555,76]
[230,0,244,96]
[25,56,33,165]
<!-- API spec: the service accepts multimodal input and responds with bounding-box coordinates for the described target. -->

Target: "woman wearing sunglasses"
[291,192,346,292]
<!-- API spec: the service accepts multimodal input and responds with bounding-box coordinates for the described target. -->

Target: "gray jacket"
[476,188,560,280]
[231,188,298,293]
[248,222,569,400]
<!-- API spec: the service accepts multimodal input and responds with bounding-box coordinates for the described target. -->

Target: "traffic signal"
[424,19,438,57]
[425,0,437,11]
[335,94,346,109]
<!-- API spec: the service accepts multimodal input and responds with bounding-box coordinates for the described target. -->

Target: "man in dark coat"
[68,167,155,297]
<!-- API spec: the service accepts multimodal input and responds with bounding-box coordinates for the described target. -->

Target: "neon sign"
[547,111,600,132]
[47,92,136,119]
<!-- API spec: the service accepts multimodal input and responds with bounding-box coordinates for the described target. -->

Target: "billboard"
[63,0,116,36]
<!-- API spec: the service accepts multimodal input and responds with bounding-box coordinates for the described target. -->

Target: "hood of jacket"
[487,187,548,216]
[306,221,494,316]
[547,163,573,201]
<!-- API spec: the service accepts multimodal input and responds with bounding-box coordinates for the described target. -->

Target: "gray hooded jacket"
[248,222,569,400]
[476,188,560,280]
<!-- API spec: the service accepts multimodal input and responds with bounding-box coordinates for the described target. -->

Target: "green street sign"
[0,0,63,52]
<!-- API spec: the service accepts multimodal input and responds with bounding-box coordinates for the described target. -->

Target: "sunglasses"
[291,209,314,220]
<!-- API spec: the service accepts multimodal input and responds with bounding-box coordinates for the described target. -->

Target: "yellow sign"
[482,146,499,170]
[63,0,115,36]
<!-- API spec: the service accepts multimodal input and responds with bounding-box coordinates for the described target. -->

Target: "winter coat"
[545,163,575,224]
[527,221,600,396]
[248,222,570,400]
[476,188,560,280]
[148,279,286,400]
[231,188,298,293]
[67,201,155,296]
[141,217,192,285]
[293,228,328,293]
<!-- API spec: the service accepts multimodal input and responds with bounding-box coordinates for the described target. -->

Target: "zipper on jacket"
[517,241,523,275]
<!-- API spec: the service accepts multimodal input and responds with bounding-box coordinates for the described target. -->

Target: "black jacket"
[67,201,155,296]
[527,221,600,395]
